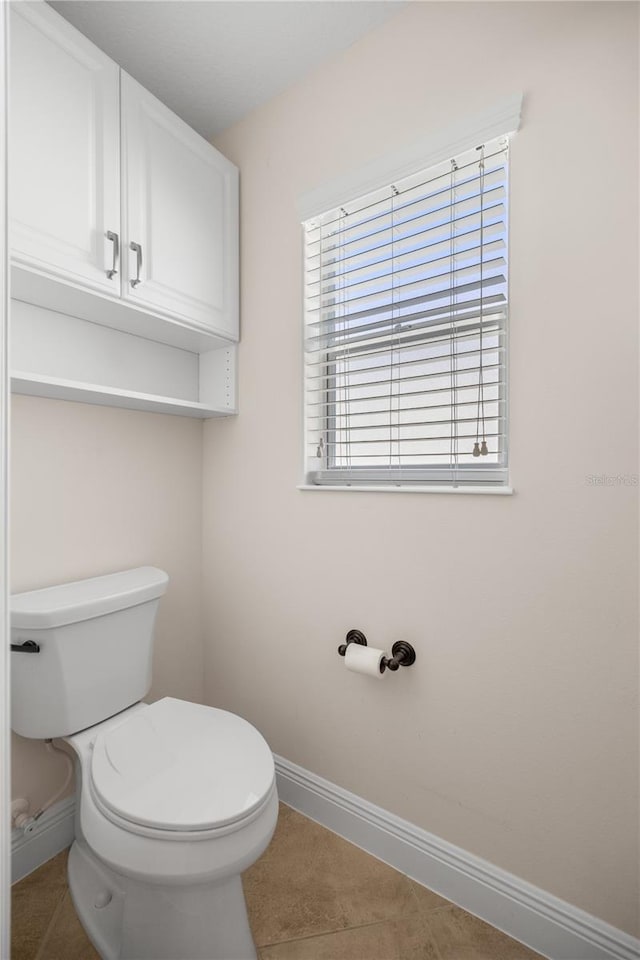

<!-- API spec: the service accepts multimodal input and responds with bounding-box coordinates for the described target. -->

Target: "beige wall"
[11,394,204,810]
[9,0,638,937]
[204,1,639,936]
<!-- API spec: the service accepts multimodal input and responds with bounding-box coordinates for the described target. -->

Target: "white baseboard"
[11,767,639,960]
[11,796,75,884]
[274,756,640,960]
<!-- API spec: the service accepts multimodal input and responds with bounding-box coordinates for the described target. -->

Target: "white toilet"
[10,567,278,960]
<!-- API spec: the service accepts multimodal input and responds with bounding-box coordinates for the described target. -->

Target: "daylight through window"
[302,136,509,489]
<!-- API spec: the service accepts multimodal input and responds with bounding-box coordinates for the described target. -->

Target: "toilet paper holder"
[338,629,416,672]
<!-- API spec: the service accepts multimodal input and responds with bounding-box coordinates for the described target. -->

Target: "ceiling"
[49,1,405,140]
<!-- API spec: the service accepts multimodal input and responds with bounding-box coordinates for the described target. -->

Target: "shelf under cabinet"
[11,372,233,419]
[10,299,237,419]
[12,263,238,354]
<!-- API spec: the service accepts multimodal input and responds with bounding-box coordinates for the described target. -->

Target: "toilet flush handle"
[10,639,40,653]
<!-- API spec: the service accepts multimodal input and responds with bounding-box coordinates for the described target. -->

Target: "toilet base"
[68,839,258,960]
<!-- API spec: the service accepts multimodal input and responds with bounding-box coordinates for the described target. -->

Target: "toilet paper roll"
[344,643,386,679]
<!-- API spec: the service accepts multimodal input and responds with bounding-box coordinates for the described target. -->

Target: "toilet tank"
[10,567,169,739]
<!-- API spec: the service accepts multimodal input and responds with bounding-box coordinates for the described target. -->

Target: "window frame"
[301,123,516,494]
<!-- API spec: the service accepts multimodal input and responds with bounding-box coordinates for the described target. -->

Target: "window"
[302,136,509,490]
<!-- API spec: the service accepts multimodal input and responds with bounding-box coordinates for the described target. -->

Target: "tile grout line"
[32,888,66,960]
[407,882,458,919]
[253,868,425,949]
[258,911,445,952]
[251,805,455,955]
[16,809,543,960]
[256,872,454,960]
[407,881,446,960]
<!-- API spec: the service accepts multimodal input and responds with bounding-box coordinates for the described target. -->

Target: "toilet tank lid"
[11,567,169,629]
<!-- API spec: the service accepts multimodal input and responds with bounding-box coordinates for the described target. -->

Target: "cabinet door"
[9,3,120,294]
[121,74,239,339]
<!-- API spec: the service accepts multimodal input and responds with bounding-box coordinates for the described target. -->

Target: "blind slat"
[310,467,509,485]
[305,376,504,409]
[311,444,501,458]
[307,317,505,363]
[306,192,506,264]
[311,414,503,433]
[308,235,505,298]
[305,344,504,386]
[305,294,506,343]
[306,327,504,369]
[305,202,506,271]
[307,274,506,328]
[307,395,501,422]
[311,251,506,313]
[306,220,504,287]
[309,175,507,253]
[307,146,507,232]
[305,361,503,395]
[303,137,509,488]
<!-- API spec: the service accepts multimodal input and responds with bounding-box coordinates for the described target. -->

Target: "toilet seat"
[90,697,275,838]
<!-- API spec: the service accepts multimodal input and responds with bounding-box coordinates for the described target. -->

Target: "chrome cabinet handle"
[130,241,143,288]
[106,230,119,279]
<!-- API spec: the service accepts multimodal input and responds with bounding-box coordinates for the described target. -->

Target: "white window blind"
[302,136,509,489]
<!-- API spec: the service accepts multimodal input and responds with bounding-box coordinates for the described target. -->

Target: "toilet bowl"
[66,699,278,960]
[10,568,278,960]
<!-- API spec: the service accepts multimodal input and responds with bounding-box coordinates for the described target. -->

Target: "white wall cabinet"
[9,1,240,418]
[10,3,121,295]
[121,75,239,338]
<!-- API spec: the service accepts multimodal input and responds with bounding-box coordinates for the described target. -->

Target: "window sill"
[297,484,514,496]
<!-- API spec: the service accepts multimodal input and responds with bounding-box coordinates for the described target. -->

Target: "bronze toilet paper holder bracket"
[337,629,416,672]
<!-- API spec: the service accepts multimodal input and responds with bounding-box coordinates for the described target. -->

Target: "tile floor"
[11,803,544,960]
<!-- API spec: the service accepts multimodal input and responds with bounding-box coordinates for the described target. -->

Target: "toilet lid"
[90,697,275,833]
